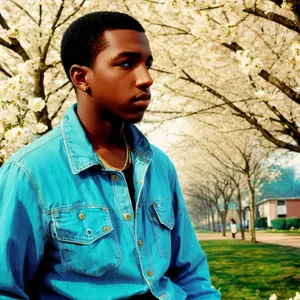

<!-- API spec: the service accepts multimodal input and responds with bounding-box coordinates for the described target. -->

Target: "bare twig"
[50,86,74,121]
[0,65,12,77]
[9,0,38,25]
[41,1,65,62]
[55,0,86,28]
[144,19,190,34]
[45,81,71,102]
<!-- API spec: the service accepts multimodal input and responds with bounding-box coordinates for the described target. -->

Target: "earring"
[83,86,87,92]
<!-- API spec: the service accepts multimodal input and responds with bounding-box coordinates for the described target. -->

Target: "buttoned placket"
[111,171,135,236]
[132,156,158,295]
[105,152,157,296]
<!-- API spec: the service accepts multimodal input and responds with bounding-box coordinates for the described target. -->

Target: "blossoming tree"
[0,0,133,165]
[1,0,300,169]
[140,0,300,154]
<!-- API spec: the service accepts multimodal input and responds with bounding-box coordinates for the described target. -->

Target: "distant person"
[230,218,237,238]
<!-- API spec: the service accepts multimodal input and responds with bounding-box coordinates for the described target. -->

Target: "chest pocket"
[51,205,122,277]
[147,199,175,260]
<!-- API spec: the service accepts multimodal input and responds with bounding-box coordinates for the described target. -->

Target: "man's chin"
[125,112,146,124]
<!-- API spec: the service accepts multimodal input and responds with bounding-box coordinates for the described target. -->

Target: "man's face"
[86,29,154,123]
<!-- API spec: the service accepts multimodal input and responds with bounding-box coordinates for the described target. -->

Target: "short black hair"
[60,11,145,80]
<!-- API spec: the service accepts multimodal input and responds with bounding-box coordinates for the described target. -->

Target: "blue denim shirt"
[0,104,221,300]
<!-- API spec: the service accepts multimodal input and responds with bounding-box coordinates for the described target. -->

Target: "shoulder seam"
[4,161,49,240]
[10,131,62,163]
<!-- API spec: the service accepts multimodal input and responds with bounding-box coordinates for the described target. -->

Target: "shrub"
[255,217,267,228]
[286,218,300,230]
[271,218,286,230]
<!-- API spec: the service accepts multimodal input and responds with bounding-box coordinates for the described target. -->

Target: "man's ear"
[69,64,90,92]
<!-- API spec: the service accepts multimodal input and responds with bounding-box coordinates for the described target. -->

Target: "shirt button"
[124,213,132,221]
[138,239,143,246]
[103,226,110,232]
[162,294,167,298]
[153,202,157,207]
[103,207,108,212]
[78,213,85,220]
[86,229,92,236]
[138,180,143,184]
[147,270,153,277]
[112,174,119,181]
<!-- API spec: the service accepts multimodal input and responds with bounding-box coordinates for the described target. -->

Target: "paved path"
[196,231,300,248]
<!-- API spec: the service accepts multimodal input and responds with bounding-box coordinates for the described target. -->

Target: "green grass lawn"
[264,229,300,235]
[200,240,300,299]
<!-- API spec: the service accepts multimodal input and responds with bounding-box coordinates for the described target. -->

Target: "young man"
[0,11,221,299]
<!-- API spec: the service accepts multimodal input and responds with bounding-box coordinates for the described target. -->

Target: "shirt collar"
[62,104,153,174]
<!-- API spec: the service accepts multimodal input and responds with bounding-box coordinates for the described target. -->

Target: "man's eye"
[118,61,134,68]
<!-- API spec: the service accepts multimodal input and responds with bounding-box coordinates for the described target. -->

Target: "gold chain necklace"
[96,133,131,172]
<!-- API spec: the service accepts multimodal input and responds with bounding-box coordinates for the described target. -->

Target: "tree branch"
[180,69,300,153]
[41,1,65,63]
[9,0,38,25]
[55,0,86,29]
[264,100,300,144]
[243,7,299,32]
[45,80,70,102]
[50,86,73,121]
[144,19,190,34]
[268,0,282,6]
[222,41,300,105]
[0,13,30,61]
[0,65,12,77]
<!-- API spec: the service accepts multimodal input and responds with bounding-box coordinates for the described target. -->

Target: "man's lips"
[132,93,151,109]
[134,93,151,101]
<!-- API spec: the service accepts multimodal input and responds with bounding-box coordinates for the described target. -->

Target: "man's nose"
[136,66,154,88]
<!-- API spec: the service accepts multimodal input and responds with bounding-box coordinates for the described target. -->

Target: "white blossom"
[35,123,48,134]
[291,41,300,62]
[236,50,263,76]
[0,122,4,134]
[254,90,266,98]
[269,294,277,300]
[0,149,7,159]
[281,0,294,11]
[28,97,46,112]
[294,292,300,300]
[0,104,19,125]
[4,126,26,142]
[5,27,20,39]
[17,60,39,75]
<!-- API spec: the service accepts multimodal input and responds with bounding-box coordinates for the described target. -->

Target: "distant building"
[256,197,300,227]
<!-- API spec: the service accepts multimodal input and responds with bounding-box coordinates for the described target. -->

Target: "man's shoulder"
[149,143,174,169]
[6,126,63,166]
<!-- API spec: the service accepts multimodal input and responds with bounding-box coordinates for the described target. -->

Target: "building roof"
[256,197,300,206]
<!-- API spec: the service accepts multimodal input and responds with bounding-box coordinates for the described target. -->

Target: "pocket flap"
[52,205,113,245]
[150,200,175,230]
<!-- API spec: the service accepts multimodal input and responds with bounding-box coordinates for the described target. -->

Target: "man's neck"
[76,102,125,150]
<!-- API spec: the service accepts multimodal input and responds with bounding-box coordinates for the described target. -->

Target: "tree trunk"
[221,212,226,236]
[204,216,208,231]
[217,214,221,232]
[247,175,256,243]
[238,207,245,240]
[33,67,52,131]
[237,193,245,240]
[210,208,215,232]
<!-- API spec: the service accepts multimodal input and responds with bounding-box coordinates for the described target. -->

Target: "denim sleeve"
[166,164,221,299]
[0,162,46,299]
